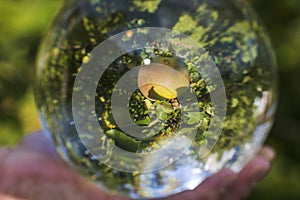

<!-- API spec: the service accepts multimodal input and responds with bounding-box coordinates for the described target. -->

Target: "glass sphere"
[35,0,277,198]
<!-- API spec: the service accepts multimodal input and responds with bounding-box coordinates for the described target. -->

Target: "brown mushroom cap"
[152,56,189,80]
[138,62,189,100]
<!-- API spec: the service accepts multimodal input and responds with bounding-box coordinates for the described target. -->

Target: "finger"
[256,146,276,161]
[223,148,273,200]
[17,131,60,160]
[0,146,128,200]
[159,169,237,200]
[14,132,130,199]
[0,193,25,200]
[0,148,13,183]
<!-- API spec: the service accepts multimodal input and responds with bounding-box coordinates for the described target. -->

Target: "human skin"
[0,131,275,200]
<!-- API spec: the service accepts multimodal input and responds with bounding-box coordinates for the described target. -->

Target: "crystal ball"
[35,0,277,198]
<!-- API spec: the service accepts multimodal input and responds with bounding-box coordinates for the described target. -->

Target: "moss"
[130,0,161,13]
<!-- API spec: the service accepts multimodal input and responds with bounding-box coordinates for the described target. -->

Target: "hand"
[0,131,275,200]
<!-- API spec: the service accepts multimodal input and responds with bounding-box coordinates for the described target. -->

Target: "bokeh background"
[0,0,299,199]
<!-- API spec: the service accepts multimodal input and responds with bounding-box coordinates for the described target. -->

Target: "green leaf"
[186,112,203,124]
[135,117,151,126]
[106,129,141,152]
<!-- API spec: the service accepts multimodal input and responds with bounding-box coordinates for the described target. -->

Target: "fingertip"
[257,146,276,162]
[221,155,272,200]
[239,155,271,186]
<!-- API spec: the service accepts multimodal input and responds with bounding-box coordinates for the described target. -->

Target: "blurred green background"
[0,0,299,199]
